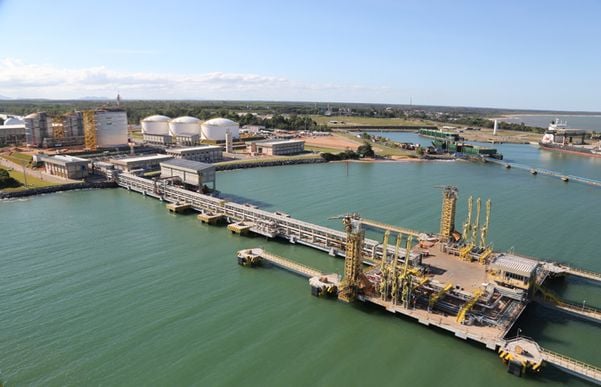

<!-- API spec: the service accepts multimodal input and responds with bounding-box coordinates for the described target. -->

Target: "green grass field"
[2,152,33,166]
[0,168,60,192]
[304,145,344,154]
[311,115,435,127]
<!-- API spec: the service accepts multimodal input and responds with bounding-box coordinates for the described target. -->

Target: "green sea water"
[1,154,600,386]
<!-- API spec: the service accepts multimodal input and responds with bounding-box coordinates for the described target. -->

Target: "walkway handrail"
[541,347,601,377]
[257,250,323,278]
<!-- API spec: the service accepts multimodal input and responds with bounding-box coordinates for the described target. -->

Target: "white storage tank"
[4,117,24,126]
[201,118,240,141]
[169,116,201,136]
[94,110,128,147]
[141,115,171,135]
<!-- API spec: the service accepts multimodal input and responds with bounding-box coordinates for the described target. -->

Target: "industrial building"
[247,139,305,156]
[83,109,128,149]
[46,111,85,147]
[110,154,173,172]
[173,133,200,146]
[160,159,216,190]
[165,145,223,163]
[0,118,26,146]
[42,155,89,179]
[142,133,173,145]
[24,112,52,147]
[201,118,239,141]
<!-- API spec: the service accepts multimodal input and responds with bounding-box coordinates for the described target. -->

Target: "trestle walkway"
[238,248,323,278]
[489,159,601,188]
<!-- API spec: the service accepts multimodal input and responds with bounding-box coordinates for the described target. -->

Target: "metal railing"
[541,348,601,381]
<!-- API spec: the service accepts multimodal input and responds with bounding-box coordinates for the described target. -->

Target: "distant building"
[110,154,173,172]
[160,158,216,190]
[165,145,223,163]
[83,109,128,149]
[241,125,265,134]
[247,139,305,156]
[24,112,52,147]
[42,155,89,179]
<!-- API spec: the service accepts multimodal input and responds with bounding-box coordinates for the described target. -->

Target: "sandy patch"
[300,134,361,150]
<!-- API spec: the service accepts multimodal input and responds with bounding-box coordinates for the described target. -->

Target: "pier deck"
[115,173,601,384]
[501,338,601,384]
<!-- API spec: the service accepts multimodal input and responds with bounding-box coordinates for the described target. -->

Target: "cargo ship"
[539,119,601,157]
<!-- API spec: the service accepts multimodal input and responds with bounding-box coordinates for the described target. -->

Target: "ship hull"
[539,142,601,158]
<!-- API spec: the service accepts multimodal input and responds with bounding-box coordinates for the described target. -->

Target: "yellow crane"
[338,214,364,303]
[439,186,458,239]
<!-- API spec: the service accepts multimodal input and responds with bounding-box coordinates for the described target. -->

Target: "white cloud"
[0,58,392,102]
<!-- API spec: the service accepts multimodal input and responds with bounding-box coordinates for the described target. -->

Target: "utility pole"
[22,163,28,188]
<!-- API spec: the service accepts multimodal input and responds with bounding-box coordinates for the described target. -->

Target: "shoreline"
[0,181,117,199]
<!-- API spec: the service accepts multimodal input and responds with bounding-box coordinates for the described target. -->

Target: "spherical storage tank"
[169,116,201,136]
[141,115,171,135]
[201,118,239,141]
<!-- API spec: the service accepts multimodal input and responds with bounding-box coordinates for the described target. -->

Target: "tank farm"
[116,173,601,384]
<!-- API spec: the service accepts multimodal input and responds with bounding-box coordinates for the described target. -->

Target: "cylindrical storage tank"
[4,117,24,125]
[141,115,171,134]
[169,116,201,136]
[94,110,128,147]
[201,118,240,141]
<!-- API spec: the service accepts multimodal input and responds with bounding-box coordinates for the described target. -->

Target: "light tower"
[339,213,365,303]
[439,186,458,239]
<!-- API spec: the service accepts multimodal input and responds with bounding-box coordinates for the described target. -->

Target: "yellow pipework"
[456,289,483,323]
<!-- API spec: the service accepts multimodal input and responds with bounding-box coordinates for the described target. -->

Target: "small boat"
[505,164,511,169]
[530,169,538,175]
[561,176,569,182]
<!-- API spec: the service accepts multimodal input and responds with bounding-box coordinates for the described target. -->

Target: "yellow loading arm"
[380,230,390,271]
[459,243,474,261]
[471,197,481,245]
[479,199,491,249]
[390,233,402,304]
[479,247,493,264]
[379,230,390,299]
[462,196,473,241]
[456,289,483,323]
[429,283,453,309]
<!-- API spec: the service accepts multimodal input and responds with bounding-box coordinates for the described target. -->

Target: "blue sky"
[0,0,600,110]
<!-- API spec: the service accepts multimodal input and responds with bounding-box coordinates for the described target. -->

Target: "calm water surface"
[1,156,600,386]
